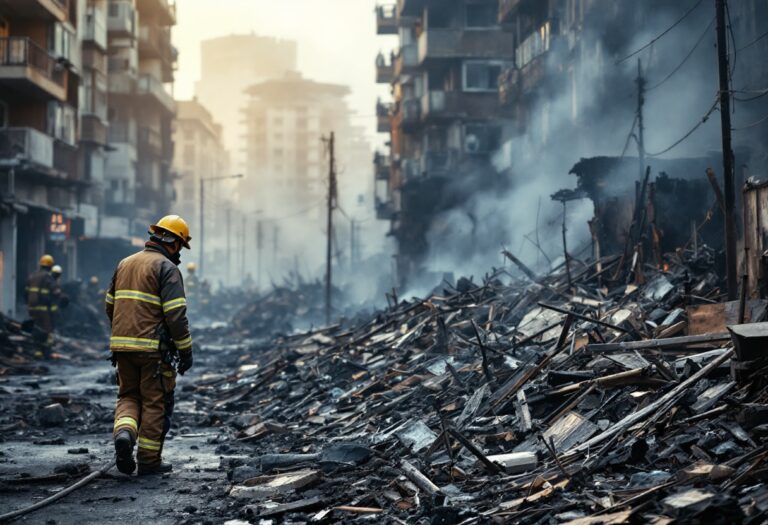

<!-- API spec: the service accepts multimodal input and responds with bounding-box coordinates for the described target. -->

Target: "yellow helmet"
[187,262,197,273]
[149,215,191,249]
[40,254,55,267]
[89,276,99,285]
[51,265,63,275]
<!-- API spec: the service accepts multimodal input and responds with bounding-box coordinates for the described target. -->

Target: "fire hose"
[0,460,115,523]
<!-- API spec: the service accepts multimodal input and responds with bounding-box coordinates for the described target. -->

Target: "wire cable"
[732,112,768,130]
[733,88,768,102]
[616,0,706,65]
[620,114,638,158]
[646,97,719,157]
[646,16,715,92]
[732,29,768,54]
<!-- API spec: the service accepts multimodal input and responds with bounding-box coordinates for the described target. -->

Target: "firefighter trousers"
[112,352,176,467]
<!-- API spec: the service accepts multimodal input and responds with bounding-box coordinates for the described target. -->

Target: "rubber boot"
[114,430,136,475]
[137,462,173,476]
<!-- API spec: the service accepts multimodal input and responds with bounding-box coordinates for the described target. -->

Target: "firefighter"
[106,215,194,476]
[49,265,69,329]
[185,262,199,310]
[25,255,60,358]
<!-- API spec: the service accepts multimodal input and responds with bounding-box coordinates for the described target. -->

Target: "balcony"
[108,2,136,37]
[418,28,515,64]
[137,74,176,114]
[420,149,458,177]
[376,53,395,84]
[136,0,176,26]
[0,38,66,101]
[0,128,54,169]
[376,101,392,132]
[393,98,421,131]
[138,24,173,61]
[81,114,108,145]
[108,70,136,95]
[139,127,163,157]
[53,140,78,177]
[374,152,391,181]
[1,0,68,23]
[499,53,549,106]
[394,44,418,78]
[421,90,501,121]
[83,7,108,51]
[376,4,398,34]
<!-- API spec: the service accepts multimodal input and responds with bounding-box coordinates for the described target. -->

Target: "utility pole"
[241,214,246,285]
[273,224,279,268]
[715,0,738,300]
[226,208,231,287]
[349,218,355,267]
[636,59,646,181]
[256,218,263,291]
[323,132,336,325]
[199,178,205,275]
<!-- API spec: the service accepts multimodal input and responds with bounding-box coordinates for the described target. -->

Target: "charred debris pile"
[192,241,768,523]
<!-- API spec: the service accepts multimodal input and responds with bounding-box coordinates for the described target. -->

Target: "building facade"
[195,34,296,173]
[376,0,516,282]
[241,71,372,281]
[0,0,83,316]
[172,98,229,272]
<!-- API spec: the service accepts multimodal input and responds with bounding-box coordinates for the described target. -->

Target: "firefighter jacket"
[106,243,193,353]
[26,269,60,313]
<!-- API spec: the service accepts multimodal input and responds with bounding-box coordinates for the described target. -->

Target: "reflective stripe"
[105,293,115,305]
[162,297,186,313]
[50,305,58,312]
[138,436,162,451]
[114,416,138,432]
[174,335,193,351]
[26,287,50,294]
[110,336,160,351]
[114,290,162,307]
[29,305,52,312]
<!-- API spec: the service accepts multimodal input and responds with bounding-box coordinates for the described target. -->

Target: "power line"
[732,29,768,53]
[646,97,719,157]
[646,17,715,92]
[620,114,638,158]
[732,112,768,130]
[616,0,706,64]
[733,88,768,102]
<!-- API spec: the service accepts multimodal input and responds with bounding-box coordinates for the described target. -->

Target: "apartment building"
[376,0,515,282]
[0,0,82,316]
[195,34,296,172]
[241,71,372,278]
[100,0,175,238]
[172,98,229,270]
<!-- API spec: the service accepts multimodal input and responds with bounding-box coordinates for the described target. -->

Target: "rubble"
[193,243,768,523]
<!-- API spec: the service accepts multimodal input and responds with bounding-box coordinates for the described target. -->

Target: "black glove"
[177,350,193,376]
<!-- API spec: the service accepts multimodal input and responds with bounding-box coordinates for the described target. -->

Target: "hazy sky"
[172,0,397,146]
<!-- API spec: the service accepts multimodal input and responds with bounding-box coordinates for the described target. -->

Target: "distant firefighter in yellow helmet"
[106,215,195,476]
[25,255,61,358]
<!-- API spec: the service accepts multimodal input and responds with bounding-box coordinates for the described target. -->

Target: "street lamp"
[199,173,243,277]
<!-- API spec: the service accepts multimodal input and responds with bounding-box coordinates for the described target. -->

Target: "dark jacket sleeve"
[158,261,192,352]
[105,271,116,322]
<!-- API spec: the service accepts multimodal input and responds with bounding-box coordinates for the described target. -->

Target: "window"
[465,4,497,28]
[464,124,501,154]
[463,61,502,91]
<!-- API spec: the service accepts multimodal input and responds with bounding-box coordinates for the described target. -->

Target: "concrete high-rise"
[194,34,297,172]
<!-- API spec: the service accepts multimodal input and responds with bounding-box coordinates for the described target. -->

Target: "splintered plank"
[542,411,599,453]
